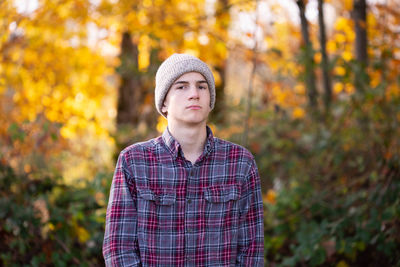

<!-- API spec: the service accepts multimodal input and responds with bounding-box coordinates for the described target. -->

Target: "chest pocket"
[136,188,176,240]
[204,184,240,203]
[137,188,176,206]
[203,184,241,247]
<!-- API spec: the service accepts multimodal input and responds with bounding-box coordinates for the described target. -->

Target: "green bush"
[0,164,109,266]
[254,79,400,266]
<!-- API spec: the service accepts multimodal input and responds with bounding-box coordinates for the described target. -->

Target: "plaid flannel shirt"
[103,126,264,266]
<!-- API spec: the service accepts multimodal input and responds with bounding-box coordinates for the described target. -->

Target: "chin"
[182,116,207,125]
[185,119,206,125]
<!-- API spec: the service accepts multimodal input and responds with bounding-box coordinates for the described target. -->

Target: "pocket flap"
[204,185,240,203]
[138,188,176,205]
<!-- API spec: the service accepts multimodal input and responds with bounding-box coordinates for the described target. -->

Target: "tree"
[353,0,368,65]
[0,0,115,179]
[210,0,230,123]
[116,32,142,126]
[296,0,318,110]
[318,0,332,112]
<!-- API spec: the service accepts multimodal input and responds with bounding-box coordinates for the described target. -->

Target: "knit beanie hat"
[155,53,216,117]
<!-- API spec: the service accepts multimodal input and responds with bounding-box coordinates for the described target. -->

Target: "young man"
[103,53,264,266]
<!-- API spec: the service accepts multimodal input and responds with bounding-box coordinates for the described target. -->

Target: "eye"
[199,85,207,90]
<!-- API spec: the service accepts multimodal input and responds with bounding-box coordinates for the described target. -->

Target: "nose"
[188,84,200,100]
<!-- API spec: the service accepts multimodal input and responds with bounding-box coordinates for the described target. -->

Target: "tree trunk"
[318,0,332,112]
[353,0,368,65]
[141,48,161,131]
[213,66,226,122]
[211,0,229,124]
[116,32,142,126]
[296,0,318,110]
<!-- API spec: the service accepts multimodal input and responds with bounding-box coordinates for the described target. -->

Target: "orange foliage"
[1,0,399,184]
[264,189,277,205]
[0,0,115,182]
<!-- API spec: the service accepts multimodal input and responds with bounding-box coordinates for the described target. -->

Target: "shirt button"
[187,199,192,204]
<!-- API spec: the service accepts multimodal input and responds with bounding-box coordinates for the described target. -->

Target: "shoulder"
[214,137,254,158]
[213,137,255,166]
[212,138,259,186]
[118,136,164,161]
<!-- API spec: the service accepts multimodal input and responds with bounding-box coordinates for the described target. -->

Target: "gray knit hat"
[155,53,215,117]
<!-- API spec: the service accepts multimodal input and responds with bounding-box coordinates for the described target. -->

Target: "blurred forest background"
[1,0,399,266]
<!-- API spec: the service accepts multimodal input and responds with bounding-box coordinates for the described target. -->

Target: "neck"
[168,121,207,164]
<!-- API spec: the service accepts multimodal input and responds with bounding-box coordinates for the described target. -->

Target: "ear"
[161,102,168,114]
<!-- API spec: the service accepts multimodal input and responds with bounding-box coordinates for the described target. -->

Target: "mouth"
[187,105,201,110]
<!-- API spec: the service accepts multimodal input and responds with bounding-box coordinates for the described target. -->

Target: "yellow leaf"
[334,83,344,94]
[344,0,353,11]
[335,66,346,76]
[208,123,217,134]
[294,84,305,95]
[345,83,355,94]
[156,115,168,133]
[335,33,347,44]
[48,223,55,231]
[367,13,377,28]
[335,18,347,31]
[24,49,39,65]
[337,260,349,267]
[276,91,287,105]
[292,107,305,119]
[347,30,356,42]
[342,51,352,61]
[60,125,76,139]
[370,73,381,88]
[0,78,5,93]
[138,35,151,71]
[327,41,337,53]
[24,164,31,173]
[314,52,322,64]
[183,49,199,58]
[264,189,277,204]
[213,69,222,88]
[386,84,400,99]
[76,226,90,243]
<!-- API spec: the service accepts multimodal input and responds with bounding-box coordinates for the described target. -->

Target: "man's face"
[161,72,211,126]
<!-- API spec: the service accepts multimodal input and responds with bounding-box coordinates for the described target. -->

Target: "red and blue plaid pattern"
[103,127,264,266]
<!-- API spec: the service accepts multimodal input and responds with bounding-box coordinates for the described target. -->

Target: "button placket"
[185,167,196,264]
[154,194,160,204]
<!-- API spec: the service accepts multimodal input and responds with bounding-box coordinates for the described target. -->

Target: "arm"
[103,152,141,266]
[236,159,265,266]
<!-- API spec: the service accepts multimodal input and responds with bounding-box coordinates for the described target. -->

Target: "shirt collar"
[162,125,215,161]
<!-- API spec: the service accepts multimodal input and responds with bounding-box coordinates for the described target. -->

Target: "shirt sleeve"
[236,158,265,266]
[103,152,141,266]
